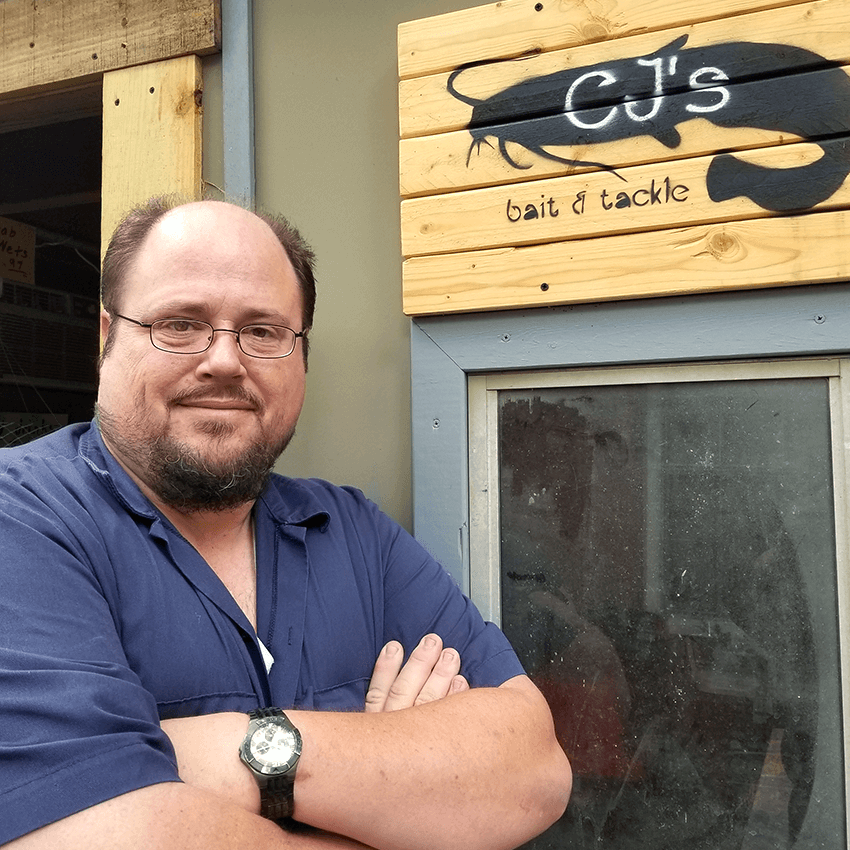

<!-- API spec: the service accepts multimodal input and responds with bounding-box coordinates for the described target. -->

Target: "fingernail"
[424,635,437,648]
[385,642,400,656]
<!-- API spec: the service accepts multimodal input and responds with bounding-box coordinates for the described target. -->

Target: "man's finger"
[450,674,470,695]
[412,647,463,707]
[364,640,404,713]
[382,633,443,711]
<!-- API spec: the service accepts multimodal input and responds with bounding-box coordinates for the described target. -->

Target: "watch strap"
[246,708,299,821]
[261,771,297,820]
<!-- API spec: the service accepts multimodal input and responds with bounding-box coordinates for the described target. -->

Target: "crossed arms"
[7,635,571,850]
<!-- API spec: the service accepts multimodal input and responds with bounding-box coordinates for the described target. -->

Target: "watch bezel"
[239,714,303,778]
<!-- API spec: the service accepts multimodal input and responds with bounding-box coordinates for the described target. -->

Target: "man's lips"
[177,399,255,410]
[169,388,261,412]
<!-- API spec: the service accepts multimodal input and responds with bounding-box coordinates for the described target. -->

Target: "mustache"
[168,385,264,410]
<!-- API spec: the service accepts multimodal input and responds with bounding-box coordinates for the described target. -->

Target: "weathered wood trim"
[0,0,220,101]
[101,55,204,252]
[402,209,850,315]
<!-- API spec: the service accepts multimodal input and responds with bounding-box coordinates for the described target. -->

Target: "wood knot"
[706,229,741,261]
[580,19,611,42]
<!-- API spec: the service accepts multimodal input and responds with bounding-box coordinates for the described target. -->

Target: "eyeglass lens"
[150,319,296,358]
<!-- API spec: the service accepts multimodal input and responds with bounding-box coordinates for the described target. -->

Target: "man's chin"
[97,404,295,511]
[173,408,257,440]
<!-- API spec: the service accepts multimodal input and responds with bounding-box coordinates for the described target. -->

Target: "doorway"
[0,112,101,447]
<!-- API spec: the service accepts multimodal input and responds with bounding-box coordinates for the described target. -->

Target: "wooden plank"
[402,138,850,257]
[400,119,800,199]
[398,0,810,80]
[401,61,850,198]
[401,208,850,315]
[400,0,850,139]
[101,55,204,253]
[0,79,102,134]
[0,0,219,99]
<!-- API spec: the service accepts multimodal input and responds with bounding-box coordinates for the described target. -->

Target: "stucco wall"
[204,0,471,530]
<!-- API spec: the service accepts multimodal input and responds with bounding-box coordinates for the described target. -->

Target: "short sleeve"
[0,473,179,843]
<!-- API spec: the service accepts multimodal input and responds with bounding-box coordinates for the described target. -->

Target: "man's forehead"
[152,201,277,247]
[134,202,293,276]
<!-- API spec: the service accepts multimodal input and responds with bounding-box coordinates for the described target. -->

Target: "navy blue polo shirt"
[0,422,523,842]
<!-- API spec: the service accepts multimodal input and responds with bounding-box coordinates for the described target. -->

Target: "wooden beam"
[401,209,850,315]
[0,192,102,217]
[101,55,204,252]
[0,0,219,100]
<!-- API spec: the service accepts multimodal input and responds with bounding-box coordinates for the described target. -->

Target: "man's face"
[96,201,307,510]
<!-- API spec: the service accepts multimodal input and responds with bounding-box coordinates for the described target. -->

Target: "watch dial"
[250,724,297,768]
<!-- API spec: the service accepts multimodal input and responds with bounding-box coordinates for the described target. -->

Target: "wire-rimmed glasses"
[112,313,306,359]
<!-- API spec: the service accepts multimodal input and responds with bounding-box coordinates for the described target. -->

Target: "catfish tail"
[707,142,850,212]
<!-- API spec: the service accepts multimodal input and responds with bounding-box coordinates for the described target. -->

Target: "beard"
[96,388,295,512]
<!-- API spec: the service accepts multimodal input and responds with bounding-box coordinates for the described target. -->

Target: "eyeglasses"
[112,313,306,359]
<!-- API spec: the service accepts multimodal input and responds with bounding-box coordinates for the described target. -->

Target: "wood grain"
[398,0,810,79]
[402,139,850,256]
[0,0,219,99]
[402,209,850,314]
[400,0,849,139]
[101,55,204,252]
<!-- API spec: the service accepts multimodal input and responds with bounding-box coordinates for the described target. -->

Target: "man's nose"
[198,328,248,374]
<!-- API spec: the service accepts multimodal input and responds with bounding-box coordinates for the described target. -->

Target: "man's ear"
[100,309,111,347]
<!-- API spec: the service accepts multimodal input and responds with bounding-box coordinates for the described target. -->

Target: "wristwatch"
[239,707,302,820]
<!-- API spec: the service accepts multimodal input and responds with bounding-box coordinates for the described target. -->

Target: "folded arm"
[8,636,570,850]
[164,634,570,850]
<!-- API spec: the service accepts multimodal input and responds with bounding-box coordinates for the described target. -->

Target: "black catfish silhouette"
[447,35,850,212]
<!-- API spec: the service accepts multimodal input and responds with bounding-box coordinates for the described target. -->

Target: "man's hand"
[364,633,469,712]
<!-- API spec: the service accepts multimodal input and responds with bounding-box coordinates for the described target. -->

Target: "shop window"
[469,360,846,849]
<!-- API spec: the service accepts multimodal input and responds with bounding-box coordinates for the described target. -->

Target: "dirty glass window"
[496,376,844,850]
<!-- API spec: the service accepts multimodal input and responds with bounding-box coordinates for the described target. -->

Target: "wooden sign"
[0,216,35,285]
[398,0,850,315]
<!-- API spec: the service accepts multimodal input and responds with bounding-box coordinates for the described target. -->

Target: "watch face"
[249,722,299,771]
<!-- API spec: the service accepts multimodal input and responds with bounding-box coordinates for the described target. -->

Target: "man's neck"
[154,496,259,629]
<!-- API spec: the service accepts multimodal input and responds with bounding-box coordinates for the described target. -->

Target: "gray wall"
[204,0,472,530]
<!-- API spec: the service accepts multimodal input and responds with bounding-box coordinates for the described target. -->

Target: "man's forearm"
[161,637,570,850]
[5,783,374,850]
[290,676,570,850]
[164,679,569,850]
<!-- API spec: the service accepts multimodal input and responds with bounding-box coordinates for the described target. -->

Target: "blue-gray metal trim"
[411,283,850,589]
[222,0,255,208]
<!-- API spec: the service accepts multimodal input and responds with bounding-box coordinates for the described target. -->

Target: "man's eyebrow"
[148,302,297,326]
[146,301,209,318]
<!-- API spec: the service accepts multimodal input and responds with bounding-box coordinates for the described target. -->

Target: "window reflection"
[498,380,843,849]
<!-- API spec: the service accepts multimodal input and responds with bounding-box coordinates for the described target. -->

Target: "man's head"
[96,199,315,513]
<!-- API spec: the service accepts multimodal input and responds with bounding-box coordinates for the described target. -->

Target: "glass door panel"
[485,365,845,850]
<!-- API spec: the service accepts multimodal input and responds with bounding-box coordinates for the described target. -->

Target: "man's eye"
[244,325,281,340]
[158,320,205,334]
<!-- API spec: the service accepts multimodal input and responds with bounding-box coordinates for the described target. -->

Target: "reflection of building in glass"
[498,392,820,849]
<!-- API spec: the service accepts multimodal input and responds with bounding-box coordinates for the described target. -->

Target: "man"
[0,198,570,849]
